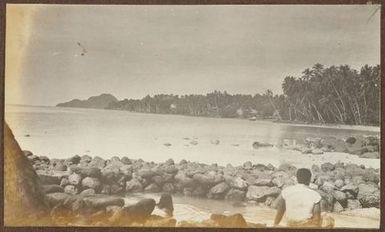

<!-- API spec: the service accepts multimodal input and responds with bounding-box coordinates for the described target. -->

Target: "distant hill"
[56,93,118,109]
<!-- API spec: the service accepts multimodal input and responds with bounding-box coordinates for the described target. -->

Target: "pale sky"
[5,4,380,106]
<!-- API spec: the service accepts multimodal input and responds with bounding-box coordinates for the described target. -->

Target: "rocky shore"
[25,137,380,226]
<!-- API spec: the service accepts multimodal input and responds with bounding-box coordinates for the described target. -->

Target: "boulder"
[246,186,281,202]
[193,172,224,187]
[80,188,96,196]
[81,177,102,191]
[357,183,380,208]
[125,178,143,192]
[225,189,246,202]
[252,141,273,149]
[334,179,345,189]
[45,192,71,207]
[66,155,81,165]
[83,195,125,209]
[360,152,379,159]
[137,169,157,179]
[121,157,131,165]
[68,173,82,186]
[321,162,335,172]
[144,183,161,193]
[151,175,165,186]
[254,177,273,186]
[228,176,248,190]
[333,190,347,205]
[42,184,64,194]
[207,182,230,199]
[346,199,362,210]
[38,174,61,185]
[243,161,253,170]
[333,201,344,213]
[53,162,67,171]
[88,156,106,169]
[71,167,101,178]
[210,213,248,228]
[64,185,79,195]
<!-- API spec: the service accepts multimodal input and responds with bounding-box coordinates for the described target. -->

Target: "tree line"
[106,64,380,126]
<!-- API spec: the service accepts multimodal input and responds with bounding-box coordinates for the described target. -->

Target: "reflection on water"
[5,105,380,168]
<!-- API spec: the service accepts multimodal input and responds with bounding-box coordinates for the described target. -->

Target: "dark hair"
[157,193,174,213]
[296,168,312,185]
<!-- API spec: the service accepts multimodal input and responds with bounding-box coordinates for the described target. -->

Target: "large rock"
[162,183,175,193]
[42,184,64,194]
[227,176,248,190]
[125,178,143,192]
[4,123,51,225]
[210,213,248,228]
[71,166,101,178]
[81,177,102,191]
[321,162,335,172]
[83,195,125,209]
[207,182,230,199]
[68,173,82,186]
[346,199,362,210]
[357,183,380,208]
[88,156,106,169]
[45,192,71,207]
[246,186,281,202]
[174,171,194,187]
[193,172,224,187]
[225,189,246,201]
[144,183,161,193]
[38,174,61,185]
[64,184,79,195]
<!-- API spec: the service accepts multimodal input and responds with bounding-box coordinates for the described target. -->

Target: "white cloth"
[281,184,322,222]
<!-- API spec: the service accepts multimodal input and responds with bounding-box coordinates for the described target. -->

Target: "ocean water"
[4,104,381,228]
[5,104,380,168]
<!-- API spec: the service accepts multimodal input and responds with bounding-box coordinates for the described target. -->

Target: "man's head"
[296,168,312,185]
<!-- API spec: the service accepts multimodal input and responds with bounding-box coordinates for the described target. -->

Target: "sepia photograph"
[3,3,381,229]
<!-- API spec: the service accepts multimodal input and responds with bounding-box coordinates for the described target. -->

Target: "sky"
[5,4,380,106]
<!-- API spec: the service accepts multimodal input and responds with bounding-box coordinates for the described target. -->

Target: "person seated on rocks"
[152,193,174,218]
[274,168,326,228]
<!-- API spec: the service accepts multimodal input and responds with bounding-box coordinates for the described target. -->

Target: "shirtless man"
[274,168,322,227]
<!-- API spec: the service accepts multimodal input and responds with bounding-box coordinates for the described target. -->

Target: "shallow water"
[5,105,380,228]
[124,193,379,228]
[5,105,380,168]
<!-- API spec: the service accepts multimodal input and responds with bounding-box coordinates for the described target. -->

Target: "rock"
[45,192,71,207]
[357,183,380,208]
[225,189,246,201]
[23,150,34,157]
[341,183,359,196]
[42,184,64,194]
[119,165,133,177]
[38,174,61,185]
[254,177,273,186]
[88,156,106,169]
[162,183,175,193]
[53,162,67,171]
[123,198,156,223]
[193,172,224,187]
[321,181,336,194]
[163,143,172,147]
[152,175,165,186]
[68,173,82,186]
[252,141,273,149]
[137,169,157,179]
[190,140,198,146]
[246,186,281,202]
[210,213,248,228]
[333,190,347,205]
[121,156,131,165]
[360,152,379,159]
[66,155,81,165]
[321,162,335,172]
[80,188,96,196]
[333,201,344,213]
[71,167,101,178]
[345,136,356,144]
[334,179,345,189]
[207,182,230,199]
[311,148,324,155]
[81,177,102,191]
[228,176,248,190]
[100,185,111,195]
[346,199,362,210]
[64,185,79,195]
[277,163,297,176]
[243,161,252,170]
[60,177,70,187]
[165,158,175,166]
[83,195,125,209]
[144,183,161,193]
[211,140,220,145]
[125,178,143,192]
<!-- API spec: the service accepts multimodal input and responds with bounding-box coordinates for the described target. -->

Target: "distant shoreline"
[6,104,380,133]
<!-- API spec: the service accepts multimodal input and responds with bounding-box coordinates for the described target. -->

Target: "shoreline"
[6,104,380,133]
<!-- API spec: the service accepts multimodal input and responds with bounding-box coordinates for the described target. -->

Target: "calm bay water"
[5,104,380,168]
[4,105,381,227]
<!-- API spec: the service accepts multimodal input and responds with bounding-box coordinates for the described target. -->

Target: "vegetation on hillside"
[106,64,380,126]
